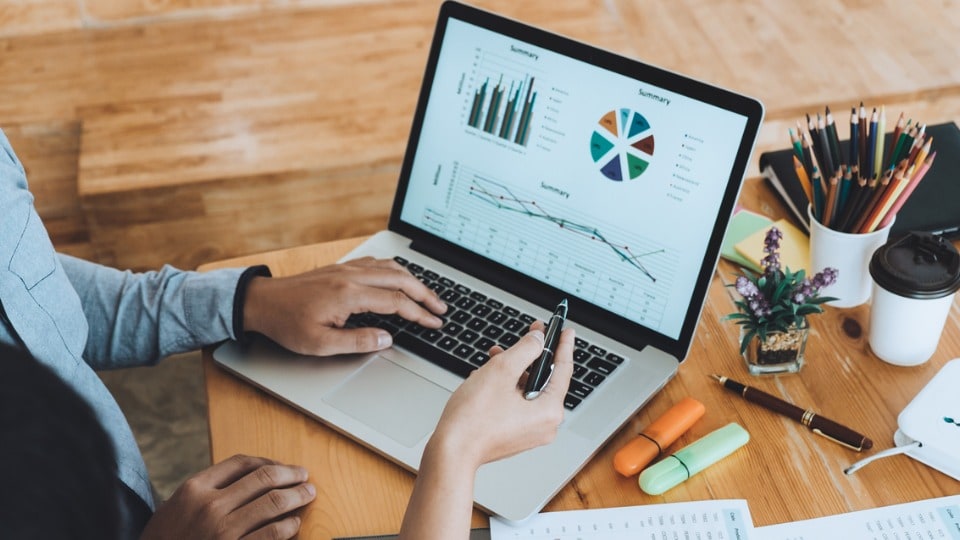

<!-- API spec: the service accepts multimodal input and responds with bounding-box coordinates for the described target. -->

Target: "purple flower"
[736,276,771,317]
[735,276,760,298]
[812,267,838,289]
[761,227,782,275]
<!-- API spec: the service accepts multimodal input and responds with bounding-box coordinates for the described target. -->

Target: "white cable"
[843,441,923,475]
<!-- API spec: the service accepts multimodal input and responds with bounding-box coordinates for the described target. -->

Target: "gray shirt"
[0,129,246,532]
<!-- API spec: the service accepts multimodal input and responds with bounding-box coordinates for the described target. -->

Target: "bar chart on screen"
[461,47,566,153]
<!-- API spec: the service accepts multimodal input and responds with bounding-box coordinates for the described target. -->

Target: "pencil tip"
[709,374,722,382]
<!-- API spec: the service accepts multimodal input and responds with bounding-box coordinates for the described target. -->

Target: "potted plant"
[726,227,838,374]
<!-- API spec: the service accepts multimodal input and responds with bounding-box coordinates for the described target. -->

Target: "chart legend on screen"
[590,108,655,181]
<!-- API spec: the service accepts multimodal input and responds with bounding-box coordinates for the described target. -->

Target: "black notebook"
[759,121,960,238]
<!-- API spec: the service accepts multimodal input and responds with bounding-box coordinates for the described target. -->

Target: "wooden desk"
[201,178,960,539]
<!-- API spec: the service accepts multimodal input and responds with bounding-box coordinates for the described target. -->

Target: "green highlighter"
[638,423,750,495]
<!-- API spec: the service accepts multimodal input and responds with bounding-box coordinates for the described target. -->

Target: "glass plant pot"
[741,321,809,375]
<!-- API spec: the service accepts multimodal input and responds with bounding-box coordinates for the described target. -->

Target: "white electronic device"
[844,358,960,480]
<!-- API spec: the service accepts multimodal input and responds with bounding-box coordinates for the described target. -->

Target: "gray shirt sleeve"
[59,253,245,370]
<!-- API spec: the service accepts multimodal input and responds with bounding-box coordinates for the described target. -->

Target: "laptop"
[214,0,763,522]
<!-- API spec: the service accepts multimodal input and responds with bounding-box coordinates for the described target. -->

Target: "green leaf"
[740,328,758,354]
[796,306,823,316]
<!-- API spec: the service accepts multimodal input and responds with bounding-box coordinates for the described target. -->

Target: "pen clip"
[811,428,864,452]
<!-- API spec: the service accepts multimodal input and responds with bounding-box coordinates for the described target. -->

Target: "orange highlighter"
[613,397,706,476]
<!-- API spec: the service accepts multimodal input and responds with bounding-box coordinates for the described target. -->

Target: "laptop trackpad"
[323,356,450,448]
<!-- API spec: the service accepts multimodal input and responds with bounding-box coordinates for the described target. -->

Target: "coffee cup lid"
[869,232,960,299]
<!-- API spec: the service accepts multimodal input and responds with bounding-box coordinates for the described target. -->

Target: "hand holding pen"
[429,319,575,471]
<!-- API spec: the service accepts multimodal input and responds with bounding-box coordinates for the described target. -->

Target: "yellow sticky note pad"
[734,218,809,273]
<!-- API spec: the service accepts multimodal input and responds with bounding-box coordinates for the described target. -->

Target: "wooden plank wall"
[2,0,960,271]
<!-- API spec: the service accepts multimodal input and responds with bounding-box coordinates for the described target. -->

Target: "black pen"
[524,299,567,400]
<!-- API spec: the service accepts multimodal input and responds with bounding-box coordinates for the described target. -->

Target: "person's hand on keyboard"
[241,256,447,356]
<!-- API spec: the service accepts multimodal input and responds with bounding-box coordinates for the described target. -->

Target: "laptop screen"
[392,3,763,358]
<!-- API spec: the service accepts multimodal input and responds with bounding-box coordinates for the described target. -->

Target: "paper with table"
[490,495,960,539]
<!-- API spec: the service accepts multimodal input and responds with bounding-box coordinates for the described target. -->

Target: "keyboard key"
[475,337,496,351]
[427,282,445,293]
[503,318,525,333]
[485,298,504,309]
[453,344,475,359]
[469,291,487,302]
[454,284,471,295]
[470,304,492,318]
[503,306,520,317]
[573,350,591,364]
[393,256,408,266]
[606,352,625,364]
[469,351,489,366]
[568,380,594,399]
[519,313,535,324]
[587,357,617,376]
[421,329,442,343]
[451,310,472,324]
[466,318,488,332]
[572,364,588,379]
[439,290,460,303]
[454,297,476,310]
[441,322,463,337]
[406,324,425,336]
[486,311,508,325]
[439,277,454,287]
[564,394,583,410]
[423,269,439,280]
[482,326,504,339]
[407,263,424,274]
[575,337,588,349]
[458,330,480,344]
[583,371,606,387]
[589,345,608,357]
[437,336,458,351]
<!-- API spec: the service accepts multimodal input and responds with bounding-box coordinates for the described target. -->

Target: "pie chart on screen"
[589,108,655,181]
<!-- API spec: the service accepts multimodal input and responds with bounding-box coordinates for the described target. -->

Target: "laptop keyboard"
[344,256,624,410]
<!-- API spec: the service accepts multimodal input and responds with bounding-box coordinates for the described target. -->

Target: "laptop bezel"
[387,0,764,361]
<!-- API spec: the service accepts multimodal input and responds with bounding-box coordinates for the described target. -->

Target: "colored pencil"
[872,105,885,180]
[876,152,936,230]
[793,154,814,205]
[822,171,841,227]
[885,111,905,169]
[865,108,878,179]
[810,166,824,219]
[836,173,868,232]
[852,167,893,233]
[860,166,908,233]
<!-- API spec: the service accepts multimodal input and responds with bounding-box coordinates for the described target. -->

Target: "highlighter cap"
[638,422,749,495]
[613,397,705,476]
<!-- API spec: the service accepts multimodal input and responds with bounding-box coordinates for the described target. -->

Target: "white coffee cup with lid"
[868,232,960,366]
